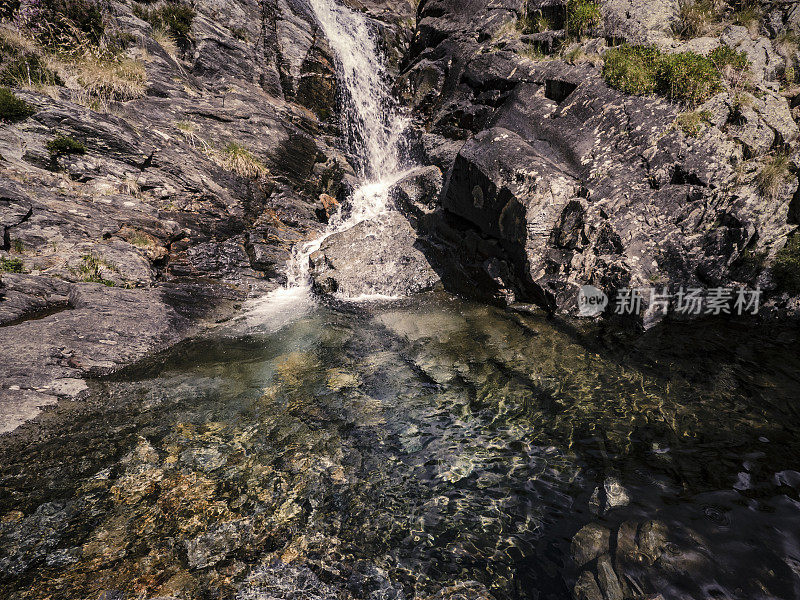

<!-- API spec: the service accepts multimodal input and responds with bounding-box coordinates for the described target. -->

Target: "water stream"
[247,0,412,329]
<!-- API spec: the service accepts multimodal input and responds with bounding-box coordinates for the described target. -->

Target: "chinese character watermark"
[577,286,761,317]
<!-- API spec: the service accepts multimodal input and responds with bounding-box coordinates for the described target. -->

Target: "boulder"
[309,210,440,298]
[600,0,680,45]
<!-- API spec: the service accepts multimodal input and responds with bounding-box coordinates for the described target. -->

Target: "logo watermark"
[578,285,608,317]
[577,286,762,317]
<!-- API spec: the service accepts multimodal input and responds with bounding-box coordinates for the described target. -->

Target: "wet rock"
[638,520,669,565]
[309,210,440,298]
[603,476,631,511]
[571,523,611,568]
[596,554,625,600]
[391,166,444,231]
[573,570,604,600]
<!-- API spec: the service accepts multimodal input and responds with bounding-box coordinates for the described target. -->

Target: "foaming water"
[242,0,411,328]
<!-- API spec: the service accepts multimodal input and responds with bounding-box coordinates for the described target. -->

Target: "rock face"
[400,0,800,321]
[0,0,414,430]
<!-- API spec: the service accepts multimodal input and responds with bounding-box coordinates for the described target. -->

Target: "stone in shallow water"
[185,519,253,569]
[571,523,611,568]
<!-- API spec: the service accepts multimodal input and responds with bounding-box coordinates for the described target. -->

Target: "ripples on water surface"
[2,293,800,600]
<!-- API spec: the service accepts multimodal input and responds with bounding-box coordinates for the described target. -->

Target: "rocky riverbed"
[2,295,800,600]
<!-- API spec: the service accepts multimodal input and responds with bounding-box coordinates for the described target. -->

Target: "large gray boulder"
[309,210,440,298]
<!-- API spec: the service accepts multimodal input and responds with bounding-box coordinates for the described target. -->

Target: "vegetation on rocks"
[46,133,86,157]
[216,143,270,180]
[675,110,712,136]
[0,257,24,272]
[756,153,792,200]
[566,0,601,39]
[0,85,35,121]
[603,44,749,105]
[133,1,195,50]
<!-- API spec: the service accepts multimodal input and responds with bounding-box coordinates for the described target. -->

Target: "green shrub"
[0,257,24,272]
[659,51,722,104]
[602,45,661,95]
[0,54,62,87]
[46,134,87,157]
[772,236,800,294]
[0,86,35,122]
[566,0,601,38]
[603,44,738,105]
[134,1,195,50]
[709,45,749,72]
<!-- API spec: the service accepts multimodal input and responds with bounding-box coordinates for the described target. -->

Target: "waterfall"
[240,0,411,329]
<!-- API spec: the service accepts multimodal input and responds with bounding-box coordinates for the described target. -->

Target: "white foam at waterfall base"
[240,0,415,331]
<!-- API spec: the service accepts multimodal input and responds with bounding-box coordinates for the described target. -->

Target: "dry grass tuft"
[756,153,793,200]
[153,27,178,59]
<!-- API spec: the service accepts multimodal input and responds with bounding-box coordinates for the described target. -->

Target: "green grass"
[603,44,748,106]
[0,86,35,122]
[0,257,24,272]
[75,253,116,286]
[603,45,661,95]
[46,134,87,158]
[773,236,800,295]
[566,0,601,39]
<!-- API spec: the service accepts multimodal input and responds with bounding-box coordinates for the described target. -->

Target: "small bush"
[0,86,35,121]
[134,1,195,50]
[566,0,601,38]
[773,236,800,295]
[46,134,86,157]
[675,110,712,136]
[659,51,722,105]
[756,153,792,200]
[603,45,739,106]
[0,257,24,272]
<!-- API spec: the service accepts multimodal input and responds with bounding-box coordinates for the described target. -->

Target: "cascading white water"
[241,0,412,328]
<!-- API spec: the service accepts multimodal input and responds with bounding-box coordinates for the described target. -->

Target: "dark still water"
[2,293,800,600]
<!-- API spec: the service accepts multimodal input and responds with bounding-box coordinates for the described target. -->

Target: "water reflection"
[1,293,799,600]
